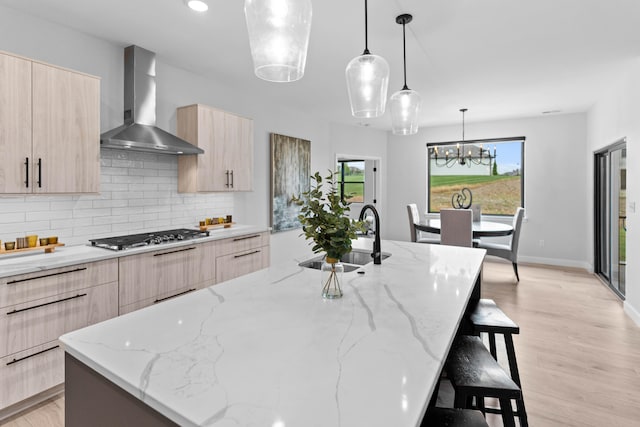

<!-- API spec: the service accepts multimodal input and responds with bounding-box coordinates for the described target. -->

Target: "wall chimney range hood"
[100,45,204,155]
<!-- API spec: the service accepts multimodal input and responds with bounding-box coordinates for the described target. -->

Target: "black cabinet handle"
[225,170,230,188]
[233,234,260,242]
[234,250,260,259]
[6,293,87,316]
[6,345,60,366]
[6,267,88,285]
[24,157,29,188]
[153,247,196,257]
[154,288,196,304]
[37,158,42,188]
[230,170,234,188]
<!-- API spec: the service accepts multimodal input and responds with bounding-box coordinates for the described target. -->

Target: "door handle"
[225,170,230,187]
[6,293,87,315]
[6,345,60,366]
[37,158,42,188]
[230,170,234,188]
[24,157,29,188]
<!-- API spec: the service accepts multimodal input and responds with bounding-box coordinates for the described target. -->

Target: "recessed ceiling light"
[186,0,208,12]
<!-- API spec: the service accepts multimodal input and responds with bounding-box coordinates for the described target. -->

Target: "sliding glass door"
[594,139,626,298]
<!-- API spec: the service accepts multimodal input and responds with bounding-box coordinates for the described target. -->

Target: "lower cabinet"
[118,241,216,313]
[0,341,64,411]
[215,232,270,283]
[0,259,118,411]
[0,231,270,412]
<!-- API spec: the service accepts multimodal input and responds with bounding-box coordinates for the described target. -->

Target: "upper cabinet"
[0,51,100,194]
[177,104,254,192]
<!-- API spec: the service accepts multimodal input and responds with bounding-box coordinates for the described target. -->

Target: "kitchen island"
[60,239,485,427]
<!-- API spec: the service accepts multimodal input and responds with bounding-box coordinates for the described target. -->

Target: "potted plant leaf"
[292,171,365,298]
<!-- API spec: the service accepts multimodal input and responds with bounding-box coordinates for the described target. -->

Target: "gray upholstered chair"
[477,207,525,281]
[440,208,473,247]
[407,204,439,244]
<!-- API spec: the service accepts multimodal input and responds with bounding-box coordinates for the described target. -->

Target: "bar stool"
[421,408,489,427]
[471,299,528,426]
[446,335,521,427]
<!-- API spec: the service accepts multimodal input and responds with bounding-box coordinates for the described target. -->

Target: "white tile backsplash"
[0,149,234,247]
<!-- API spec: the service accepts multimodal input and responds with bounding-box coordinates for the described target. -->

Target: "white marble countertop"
[60,239,485,427]
[0,225,268,279]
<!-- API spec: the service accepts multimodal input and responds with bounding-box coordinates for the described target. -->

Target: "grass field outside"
[430,174,521,215]
[339,173,364,202]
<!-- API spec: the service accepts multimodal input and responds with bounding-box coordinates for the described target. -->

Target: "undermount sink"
[299,249,391,271]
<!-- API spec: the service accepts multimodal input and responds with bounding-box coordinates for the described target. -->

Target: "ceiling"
[4,0,640,129]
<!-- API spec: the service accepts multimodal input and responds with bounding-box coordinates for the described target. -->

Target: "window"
[427,137,524,215]
[337,160,365,203]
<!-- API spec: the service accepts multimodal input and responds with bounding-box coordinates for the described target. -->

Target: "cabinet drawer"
[216,232,269,257]
[119,244,212,307]
[0,281,118,358]
[0,259,118,309]
[0,340,63,410]
[215,246,270,283]
[119,286,198,315]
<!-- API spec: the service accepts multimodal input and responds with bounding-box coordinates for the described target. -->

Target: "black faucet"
[358,204,381,265]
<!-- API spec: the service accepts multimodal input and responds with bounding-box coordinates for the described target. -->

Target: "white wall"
[387,113,590,269]
[0,5,387,264]
[586,58,640,325]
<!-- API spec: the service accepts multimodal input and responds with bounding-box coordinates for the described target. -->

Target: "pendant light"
[389,14,421,135]
[244,0,312,82]
[345,0,390,118]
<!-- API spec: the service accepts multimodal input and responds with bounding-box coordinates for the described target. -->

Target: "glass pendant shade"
[390,88,421,135]
[345,53,390,118]
[390,13,420,135]
[244,0,312,82]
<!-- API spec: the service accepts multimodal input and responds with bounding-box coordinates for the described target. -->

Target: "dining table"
[415,218,514,238]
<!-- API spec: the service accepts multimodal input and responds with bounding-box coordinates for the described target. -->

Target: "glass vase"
[321,257,344,299]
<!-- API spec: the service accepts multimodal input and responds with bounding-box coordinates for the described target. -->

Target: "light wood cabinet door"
[225,113,253,191]
[0,340,64,410]
[0,52,32,193]
[118,244,215,309]
[178,104,253,193]
[0,281,118,358]
[216,232,270,257]
[32,62,100,193]
[215,246,270,283]
[0,259,118,309]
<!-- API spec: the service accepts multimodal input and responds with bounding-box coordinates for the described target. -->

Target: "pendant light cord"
[402,20,408,90]
[460,108,467,141]
[363,0,370,55]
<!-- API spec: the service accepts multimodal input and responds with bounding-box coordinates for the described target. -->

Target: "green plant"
[292,171,365,260]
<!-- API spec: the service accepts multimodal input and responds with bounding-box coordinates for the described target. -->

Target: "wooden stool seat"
[471,299,519,334]
[470,299,528,426]
[447,336,521,398]
[447,335,521,427]
[422,408,489,427]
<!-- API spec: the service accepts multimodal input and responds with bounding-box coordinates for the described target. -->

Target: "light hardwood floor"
[1,260,639,427]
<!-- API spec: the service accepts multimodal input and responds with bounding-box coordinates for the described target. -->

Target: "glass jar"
[321,257,344,299]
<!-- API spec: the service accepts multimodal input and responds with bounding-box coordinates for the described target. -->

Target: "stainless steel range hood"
[100,45,203,155]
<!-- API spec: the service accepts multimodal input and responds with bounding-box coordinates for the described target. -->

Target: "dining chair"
[440,209,472,247]
[477,207,525,281]
[407,204,439,244]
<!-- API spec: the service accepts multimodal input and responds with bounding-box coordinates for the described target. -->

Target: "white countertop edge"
[62,344,196,427]
[0,225,269,279]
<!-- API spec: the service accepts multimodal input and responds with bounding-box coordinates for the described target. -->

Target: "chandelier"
[429,109,496,168]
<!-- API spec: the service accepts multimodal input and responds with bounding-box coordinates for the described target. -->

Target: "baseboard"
[517,255,591,271]
[624,302,640,327]
[0,384,64,422]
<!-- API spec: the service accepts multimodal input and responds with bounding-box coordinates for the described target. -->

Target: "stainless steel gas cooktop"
[89,228,209,251]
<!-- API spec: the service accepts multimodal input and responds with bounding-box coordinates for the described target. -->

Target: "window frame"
[337,159,365,203]
[426,136,525,216]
